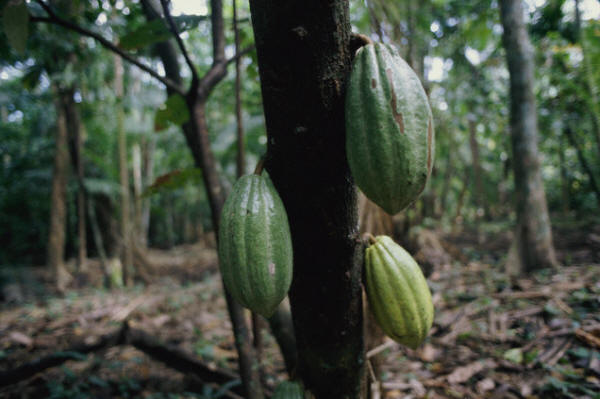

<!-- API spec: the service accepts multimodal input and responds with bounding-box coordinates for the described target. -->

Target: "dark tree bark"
[499,0,558,272]
[233,0,245,179]
[48,89,72,292]
[249,1,365,397]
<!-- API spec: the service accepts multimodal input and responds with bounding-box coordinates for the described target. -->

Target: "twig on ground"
[0,322,244,396]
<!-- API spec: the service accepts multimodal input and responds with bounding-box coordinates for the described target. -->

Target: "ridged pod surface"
[365,235,434,349]
[272,381,304,399]
[218,174,293,318]
[345,43,434,215]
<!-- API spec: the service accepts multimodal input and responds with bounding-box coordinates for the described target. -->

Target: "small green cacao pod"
[365,235,434,349]
[272,381,304,399]
[218,174,293,318]
[345,43,434,215]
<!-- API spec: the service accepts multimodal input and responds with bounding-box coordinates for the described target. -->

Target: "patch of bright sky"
[171,0,208,16]
[525,0,600,19]
[465,47,480,65]
[563,0,600,19]
[427,57,445,82]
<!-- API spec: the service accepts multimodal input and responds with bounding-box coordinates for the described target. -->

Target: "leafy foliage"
[1,0,29,54]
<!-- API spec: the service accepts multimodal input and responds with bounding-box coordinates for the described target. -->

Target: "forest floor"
[1,219,599,399]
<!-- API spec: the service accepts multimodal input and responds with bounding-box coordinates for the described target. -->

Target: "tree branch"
[159,0,199,83]
[227,45,255,65]
[211,0,226,64]
[196,0,228,100]
[31,0,186,96]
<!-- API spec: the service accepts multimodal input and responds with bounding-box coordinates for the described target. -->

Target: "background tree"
[500,0,558,272]
[47,87,72,292]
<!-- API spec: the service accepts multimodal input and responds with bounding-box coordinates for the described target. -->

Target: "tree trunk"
[132,144,144,246]
[439,140,454,217]
[574,0,600,158]
[564,127,600,207]
[114,55,134,285]
[233,0,245,178]
[249,1,365,397]
[559,129,570,213]
[405,0,425,81]
[141,135,155,247]
[64,90,87,271]
[48,89,72,292]
[500,0,558,273]
[469,120,488,220]
[453,168,469,230]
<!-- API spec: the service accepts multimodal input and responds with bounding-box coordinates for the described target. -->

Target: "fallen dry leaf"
[446,359,496,384]
[476,377,495,393]
[9,331,33,347]
[419,343,437,362]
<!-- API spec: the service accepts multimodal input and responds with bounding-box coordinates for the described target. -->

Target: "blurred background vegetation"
[0,0,598,266]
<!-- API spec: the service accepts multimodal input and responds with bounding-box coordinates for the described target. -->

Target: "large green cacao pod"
[365,235,434,349]
[272,381,304,399]
[345,43,434,215]
[218,174,293,318]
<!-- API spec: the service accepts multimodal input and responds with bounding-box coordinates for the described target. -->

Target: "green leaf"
[154,94,189,131]
[83,178,121,196]
[2,0,29,54]
[119,20,171,51]
[172,14,208,31]
[119,15,208,51]
[21,65,43,90]
[142,168,202,197]
[503,348,523,364]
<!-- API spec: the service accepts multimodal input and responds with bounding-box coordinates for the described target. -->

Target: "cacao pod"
[365,235,434,348]
[345,43,434,215]
[272,381,304,399]
[218,174,293,317]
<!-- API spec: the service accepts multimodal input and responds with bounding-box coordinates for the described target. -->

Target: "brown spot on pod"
[386,68,405,134]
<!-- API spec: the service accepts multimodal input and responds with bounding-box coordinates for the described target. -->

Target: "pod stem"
[351,33,373,46]
[350,33,374,59]
[253,157,265,175]
[364,233,377,245]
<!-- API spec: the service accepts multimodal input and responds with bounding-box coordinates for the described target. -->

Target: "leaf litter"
[0,223,598,398]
